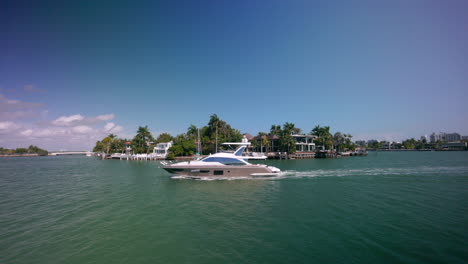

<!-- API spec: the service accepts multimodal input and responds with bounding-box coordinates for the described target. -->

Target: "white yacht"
[161,144,280,178]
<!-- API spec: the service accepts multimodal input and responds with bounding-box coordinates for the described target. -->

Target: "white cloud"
[34,128,66,137]
[7,99,19,104]
[0,121,20,131]
[20,129,33,136]
[0,98,125,149]
[103,122,123,134]
[72,125,93,134]
[96,114,114,121]
[104,122,115,132]
[52,114,84,126]
[111,125,123,133]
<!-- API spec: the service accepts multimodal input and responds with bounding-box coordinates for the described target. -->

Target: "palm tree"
[311,125,334,150]
[132,126,155,153]
[187,124,198,139]
[261,135,270,153]
[102,134,117,154]
[270,125,282,136]
[334,132,344,152]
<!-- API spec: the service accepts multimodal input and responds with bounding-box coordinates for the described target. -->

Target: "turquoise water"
[1,152,467,263]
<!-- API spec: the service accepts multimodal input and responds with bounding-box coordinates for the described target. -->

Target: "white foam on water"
[171,175,252,181]
[169,166,468,181]
[271,166,468,179]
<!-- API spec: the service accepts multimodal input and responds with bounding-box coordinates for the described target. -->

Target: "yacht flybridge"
[161,143,280,178]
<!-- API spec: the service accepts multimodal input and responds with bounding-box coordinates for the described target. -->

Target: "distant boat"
[110,153,122,159]
[242,151,267,160]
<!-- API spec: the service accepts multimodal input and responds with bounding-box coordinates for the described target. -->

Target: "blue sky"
[1,0,467,150]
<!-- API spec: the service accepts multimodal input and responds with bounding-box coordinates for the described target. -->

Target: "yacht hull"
[163,165,279,177]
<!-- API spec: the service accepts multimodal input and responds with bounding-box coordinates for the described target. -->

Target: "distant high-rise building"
[420,135,429,142]
[430,132,445,142]
[430,132,461,142]
[445,133,461,142]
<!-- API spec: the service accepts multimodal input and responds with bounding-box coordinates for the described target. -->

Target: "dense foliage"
[92,115,359,157]
[168,114,242,156]
[0,145,48,156]
[267,122,301,153]
[311,125,334,150]
[166,134,196,160]
[131,126,155,154]
[93,134,127,154]
[254,124,356,152]
[156,133,173,143]
[333,132,356,152]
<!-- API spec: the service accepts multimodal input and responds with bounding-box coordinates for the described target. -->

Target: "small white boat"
[242,151,267,160]
[110,153,122,159]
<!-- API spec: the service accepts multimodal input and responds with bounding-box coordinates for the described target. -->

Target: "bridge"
[49,151,90,156]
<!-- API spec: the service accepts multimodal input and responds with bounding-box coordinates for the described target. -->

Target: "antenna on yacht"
[215,126,218,153]
[197,128,201,155]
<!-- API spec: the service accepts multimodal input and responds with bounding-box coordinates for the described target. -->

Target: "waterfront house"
[292,134,316,152]
[251,134,316,153]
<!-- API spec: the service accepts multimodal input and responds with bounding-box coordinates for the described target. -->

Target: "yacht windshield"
[202,157,246,165]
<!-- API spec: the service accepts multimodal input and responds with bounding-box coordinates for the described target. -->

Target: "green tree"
[262,135,270,153]
[343,134,355,151]
[334,132,345,151]
[131,126,155,154]
[269,125,282,136]
[200,114,242,154]
[311,125,334,150]
[15,148,28,154]
[187,124,198,139]
[402,138,417,150]
[93,140,105,153]
[102,134,117,154]
[279,122,297,153]
[156,133,173,143]
[27,145,48,156]
[168,134,196,158]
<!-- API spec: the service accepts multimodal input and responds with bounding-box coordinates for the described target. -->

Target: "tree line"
[364,138,465,150]
[252,123,355,153]
[93,114,356,157]
[0,145,48,156]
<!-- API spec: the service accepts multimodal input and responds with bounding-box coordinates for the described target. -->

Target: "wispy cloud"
[51,113,116,126]
[52,114,85,126]
[0,94,126,150]
[103,122,123,133]
[0,121,21,133]
[0,94,43,120]
[23,84,45,94]
[2,85,46,95]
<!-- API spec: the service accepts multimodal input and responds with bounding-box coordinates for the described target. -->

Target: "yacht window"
[214,170,224,175]
[202,157,246,165]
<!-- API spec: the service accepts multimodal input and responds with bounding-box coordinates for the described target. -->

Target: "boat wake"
[170,166,468,181]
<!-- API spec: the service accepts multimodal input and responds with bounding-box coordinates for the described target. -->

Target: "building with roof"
[251,134,316,153]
